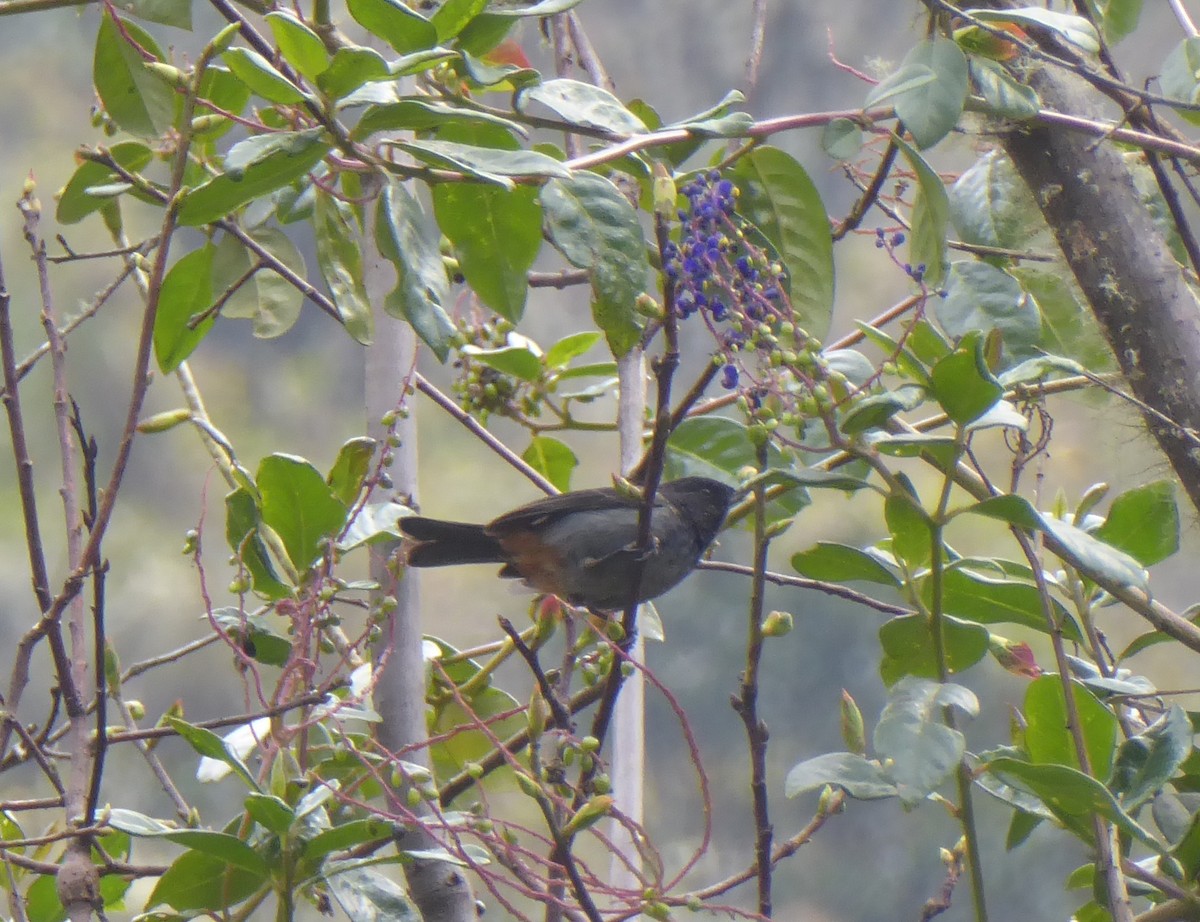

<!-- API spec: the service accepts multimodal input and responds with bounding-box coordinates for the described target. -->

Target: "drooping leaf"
[94,15,175,138]
[895,136,949,286]
[376,181,454,361]
[315,191,373,344]
[179,129,329,226]
[256,454,348,571]
[327,438,377,506]
[873,677,978,804]
[541,171,646,356]
[727,146,834,336]
[1024,675,1118,778]
[154,244,216,373]
[936,261,1041,361]
[884,491,933,570]
[986,757,1164,854]
[433,183,541,321]
[522,437,577,492]
[148,849,266,912]
[211,227,305,338]
[949,151,1042,250]
[518,79,648,135]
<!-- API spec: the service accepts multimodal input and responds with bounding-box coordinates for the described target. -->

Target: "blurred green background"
[1,3,1196,919]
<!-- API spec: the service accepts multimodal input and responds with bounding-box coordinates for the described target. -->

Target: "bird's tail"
[399,516,504,567]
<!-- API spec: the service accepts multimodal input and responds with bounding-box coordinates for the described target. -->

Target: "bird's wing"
[485,486,646,534]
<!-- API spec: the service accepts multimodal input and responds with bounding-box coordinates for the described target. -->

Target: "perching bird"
[399,476,735,611]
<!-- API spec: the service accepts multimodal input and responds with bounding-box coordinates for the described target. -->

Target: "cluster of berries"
[662,171,815,399]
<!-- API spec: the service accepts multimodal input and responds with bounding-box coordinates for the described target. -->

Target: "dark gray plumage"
[400,476,735,610]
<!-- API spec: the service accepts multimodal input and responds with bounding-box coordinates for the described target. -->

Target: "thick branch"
[1001,67,1200,517]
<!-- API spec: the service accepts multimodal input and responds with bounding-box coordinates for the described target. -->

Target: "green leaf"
[935,566,1082,640]
[957,493,1043,531]
[348,0,438,54]
[167,717,260,790]
[124,0,193,28]
[376,181,453,361]
[148,849,266,912]
[318,46,392,99]
[430,0,489,40]
[884,491,933,570]
[1024,676,1118,778]
[969,58,1041,119]
[873,434,960,470]
[541,172,646,356]
[841,385,925,435]
[179,129,330,226]
[518,79,647,135]
[93,15,174,138]
[225,490,293,600]
[522,437,577,492]
[399,139,569,188]
[57,141,153,225]
[1093,0,1142,44]
[315,192,373,344]
[244,793,296,835]
[791,543,900,587]
[105,813,269,875]
[223,47,307,104]
[1111,707,1191,811]
[821,117,864,160]
[727,146,835,336]
[929,331,1003,425]
[154,244,215,374]
[1093,481,1178,567]
[1041,516,1149,591]
[879,614,990,684]
[545,331,602,369]
[964,7,1101,53]
[895,136,949,286]
[1011,267,1113,370]
[986,757,1164,853]
[339,501,407,552]
[433,183,541,321]
[664,416,782,479]
[461,343,542,380]
[327,438,377,506]
[211,228,305,338]
[257,453,348,571]
[265,12,329,82]
[937,261,1041,361]
[873,677,978,804]
[355,99,523,140]
[303,818,396,861]
[784,752,898,800]
[888,36,968,149]
[325,863,420,921]
[950,151,1041,251]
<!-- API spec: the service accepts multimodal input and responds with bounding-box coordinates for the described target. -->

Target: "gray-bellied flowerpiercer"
[399,476,735,611]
